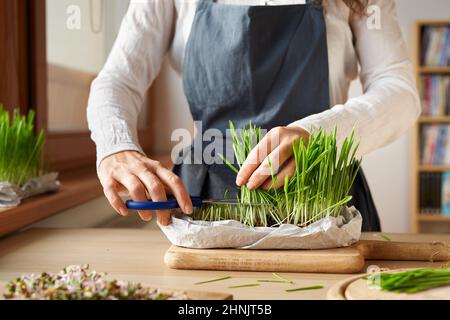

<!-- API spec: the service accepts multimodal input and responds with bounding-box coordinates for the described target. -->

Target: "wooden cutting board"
[165,233,450,274]
[327,269,450,300]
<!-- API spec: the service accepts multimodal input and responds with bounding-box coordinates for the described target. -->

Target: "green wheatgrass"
[228,284,260,289]
[380,234,392,241]
[367,268,450,294]
[0,106,45,186]
[285,285,324,292]
[194,276,232,285]
[258,273,294,284]
[193,121,361,228]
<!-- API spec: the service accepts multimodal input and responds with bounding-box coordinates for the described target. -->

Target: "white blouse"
[87,0,421,168]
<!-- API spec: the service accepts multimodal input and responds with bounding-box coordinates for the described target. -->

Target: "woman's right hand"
[98,151,193,226]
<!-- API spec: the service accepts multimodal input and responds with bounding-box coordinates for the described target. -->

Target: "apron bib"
[175,0,381,231]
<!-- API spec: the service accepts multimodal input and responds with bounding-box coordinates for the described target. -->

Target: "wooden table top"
[0,228,448,300]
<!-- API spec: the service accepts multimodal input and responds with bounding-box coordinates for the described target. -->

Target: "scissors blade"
[202,199,271,206]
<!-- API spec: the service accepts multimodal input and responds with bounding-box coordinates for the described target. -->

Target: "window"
[0,0,155,236]
[42,0,153,171]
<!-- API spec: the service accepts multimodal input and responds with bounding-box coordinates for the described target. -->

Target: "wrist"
[97,146,146,173]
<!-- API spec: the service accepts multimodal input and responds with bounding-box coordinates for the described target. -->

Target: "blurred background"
[1,0,450,236]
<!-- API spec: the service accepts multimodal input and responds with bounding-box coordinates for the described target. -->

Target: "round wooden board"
[327,269,450,300]
[345,278,450,300]
[327,274,363,300]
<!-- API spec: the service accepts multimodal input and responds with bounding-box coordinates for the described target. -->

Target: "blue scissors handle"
[126,196,203,211]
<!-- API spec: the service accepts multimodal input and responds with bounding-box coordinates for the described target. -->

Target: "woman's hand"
[236,126,309,191]
[98,151,193,225]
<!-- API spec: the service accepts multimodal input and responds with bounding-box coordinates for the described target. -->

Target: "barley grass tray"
[162,123,364,250]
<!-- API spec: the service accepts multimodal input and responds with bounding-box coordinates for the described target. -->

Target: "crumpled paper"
[0,173,60,208]
[160,206,362,250]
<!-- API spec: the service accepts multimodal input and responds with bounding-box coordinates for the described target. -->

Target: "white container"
[160,206,362,250]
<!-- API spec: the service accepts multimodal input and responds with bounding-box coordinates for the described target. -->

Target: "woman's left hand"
[236,126,310,191]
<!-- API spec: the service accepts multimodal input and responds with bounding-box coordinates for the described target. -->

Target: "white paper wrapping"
[160,206,362,250]
[0,173,60,208]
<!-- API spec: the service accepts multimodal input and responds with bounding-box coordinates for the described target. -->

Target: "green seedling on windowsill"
[0,106,45,186]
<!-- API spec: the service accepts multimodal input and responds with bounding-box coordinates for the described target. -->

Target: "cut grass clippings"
[285,285,324,292]
[272,273,294,284]
[257,273,294,284]
[228,284,260,289]
[194,276,232,285]
[367,268,450,294]
[258,273,294,284]
[194,274,324,293]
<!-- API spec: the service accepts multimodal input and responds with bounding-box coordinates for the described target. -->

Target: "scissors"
[125,196,266,211]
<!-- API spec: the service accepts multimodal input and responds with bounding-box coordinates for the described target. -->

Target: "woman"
[87,0,420,231]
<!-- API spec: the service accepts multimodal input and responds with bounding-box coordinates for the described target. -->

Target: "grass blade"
[286,285,324,292]
[272,273,293,284]
[257,279,289,283]
[228,284,260,289]
[194,276,232,285]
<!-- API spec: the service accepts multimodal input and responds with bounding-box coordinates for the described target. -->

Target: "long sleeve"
[87,0,175,168]
[289,0,421,155]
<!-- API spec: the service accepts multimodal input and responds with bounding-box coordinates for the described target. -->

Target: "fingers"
[154,164,193,215]
[246,142,294,190]
[103,180,129,217]
[236,127,282,186]
[134,165,171,226]
[132,159,193,226]
[119,174,153,222]
[98,152,191,224]
[262,157,296,190]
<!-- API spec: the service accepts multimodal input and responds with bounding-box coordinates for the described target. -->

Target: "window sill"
[0,153,173,238]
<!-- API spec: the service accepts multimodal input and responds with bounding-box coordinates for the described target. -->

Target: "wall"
[46,0,106,74]
[46,0,129,131]
[46,0,130,75]
[46,0,130,74]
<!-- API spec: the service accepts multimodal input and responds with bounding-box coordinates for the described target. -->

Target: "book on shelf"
[420,124,450,165]
[442,172,450,215]
[419,171,450,216]
[421,75,450,116]
[421,26,450,67]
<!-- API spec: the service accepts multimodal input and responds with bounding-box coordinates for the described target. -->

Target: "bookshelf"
[412,21,450,233]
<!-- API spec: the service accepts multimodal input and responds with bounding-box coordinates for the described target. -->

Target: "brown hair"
[342,0,369,15]
[309,0,369,16]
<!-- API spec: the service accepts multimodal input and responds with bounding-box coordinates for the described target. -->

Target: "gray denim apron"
[174,0,381,231]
